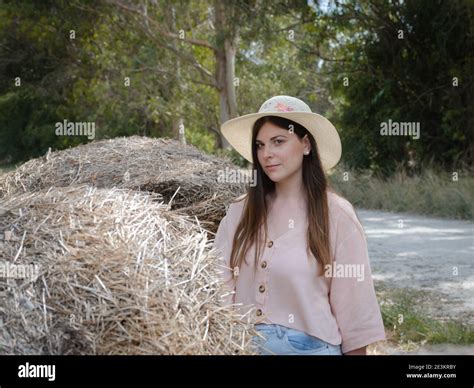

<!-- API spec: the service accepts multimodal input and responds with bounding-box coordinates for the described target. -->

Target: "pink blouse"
[212,191,386,354]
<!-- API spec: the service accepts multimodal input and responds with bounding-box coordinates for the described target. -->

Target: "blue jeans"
[252,324,342,355]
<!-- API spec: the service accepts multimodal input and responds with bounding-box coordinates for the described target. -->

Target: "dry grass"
[0,185,257,355]
[0,137,256,355]
[0,136,246,233]
[329,161,473,220]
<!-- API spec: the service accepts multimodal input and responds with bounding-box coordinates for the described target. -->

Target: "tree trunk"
[171,5,186,145]
[213,0,239,150]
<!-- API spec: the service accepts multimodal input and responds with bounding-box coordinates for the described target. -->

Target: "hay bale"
[0,136,246,233]
[0,185,256,354]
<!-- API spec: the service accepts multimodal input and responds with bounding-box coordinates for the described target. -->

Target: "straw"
[0,183,256,354]
[0,136,247,233]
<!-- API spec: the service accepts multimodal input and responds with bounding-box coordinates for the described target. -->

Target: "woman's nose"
[262,145,273,159]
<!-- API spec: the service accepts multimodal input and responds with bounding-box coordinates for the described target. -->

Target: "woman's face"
[255,121,311,183]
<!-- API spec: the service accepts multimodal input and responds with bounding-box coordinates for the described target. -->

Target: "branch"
[287,39,350,62]
[139,24,216,85]
[109,0,217,52]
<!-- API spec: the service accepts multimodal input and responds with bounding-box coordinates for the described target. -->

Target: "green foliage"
[0,0,471,177]
[0,0,109,162]
[379,288,474,345]
[320,0,472,175]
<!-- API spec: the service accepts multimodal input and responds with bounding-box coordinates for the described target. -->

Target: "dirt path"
[359,209,474,325]
[369,342,474,355]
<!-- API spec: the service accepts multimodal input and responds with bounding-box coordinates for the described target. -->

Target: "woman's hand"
[344,346,367,355]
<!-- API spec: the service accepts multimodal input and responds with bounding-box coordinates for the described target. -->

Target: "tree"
[301,0,473,175]
[106,0,316,149]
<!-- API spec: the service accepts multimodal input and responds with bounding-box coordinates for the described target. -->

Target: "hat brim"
[221,111,342,171]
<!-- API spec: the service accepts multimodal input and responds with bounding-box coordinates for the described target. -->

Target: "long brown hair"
[229,115,341,276]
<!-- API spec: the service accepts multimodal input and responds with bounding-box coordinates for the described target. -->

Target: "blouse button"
[267,241,274,248]
[256,309,263,316]
[259,285,266,293]
[261,261,267,269]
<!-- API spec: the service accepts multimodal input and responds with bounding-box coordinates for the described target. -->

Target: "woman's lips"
[266,164,280,171]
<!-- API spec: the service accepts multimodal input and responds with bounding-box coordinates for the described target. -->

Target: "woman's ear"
[303,134,311,153]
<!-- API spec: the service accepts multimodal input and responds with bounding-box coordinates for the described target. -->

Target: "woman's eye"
[275,139,284,145]
[256,143,262,149]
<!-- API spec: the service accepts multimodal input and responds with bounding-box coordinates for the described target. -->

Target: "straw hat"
[220,95,342,171]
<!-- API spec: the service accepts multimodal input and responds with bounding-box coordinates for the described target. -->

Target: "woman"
[213,95,386,355]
